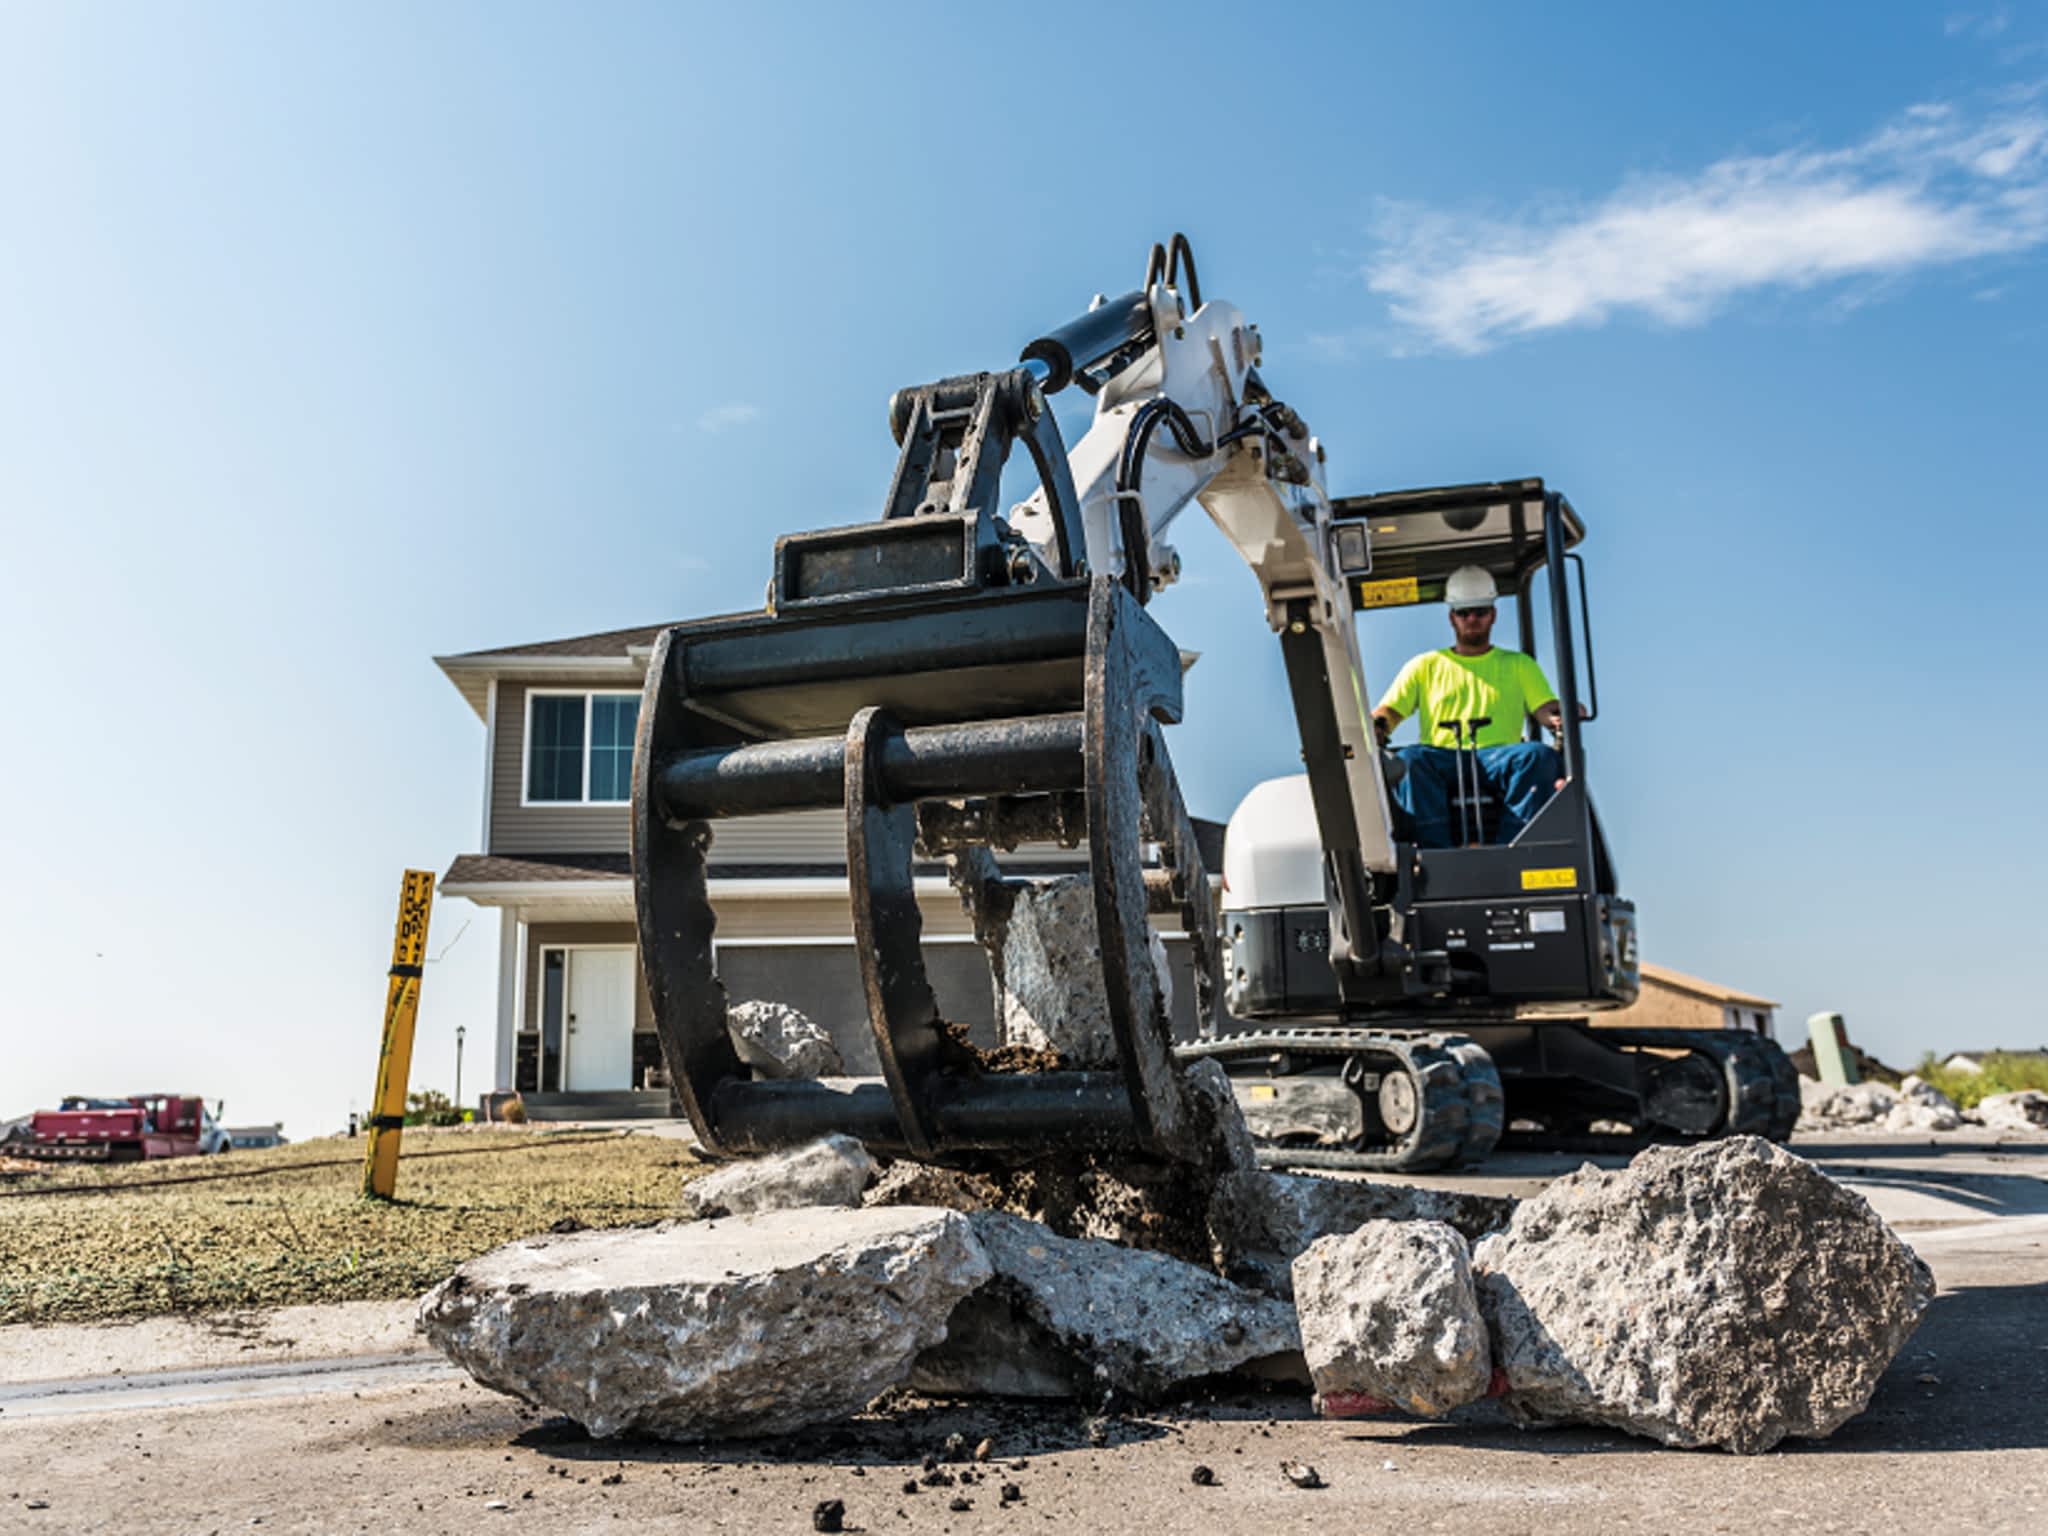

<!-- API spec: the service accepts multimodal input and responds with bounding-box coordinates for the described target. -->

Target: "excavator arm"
[630,235,1391,1169]
[1010,241,1397,995]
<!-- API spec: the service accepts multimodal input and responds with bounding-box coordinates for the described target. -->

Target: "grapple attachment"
[630,365,1220,1168]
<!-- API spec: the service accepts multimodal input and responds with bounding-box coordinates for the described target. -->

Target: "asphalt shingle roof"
[444,622,673,661]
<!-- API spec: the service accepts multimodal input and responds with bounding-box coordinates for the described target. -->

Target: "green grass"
[0,1128,703,1325]
[1915,1051,2048,1110]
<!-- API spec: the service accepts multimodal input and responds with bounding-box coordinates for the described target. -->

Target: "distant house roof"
[433,621,680,718]
[1637,962,1777,1010]
[445,621,675,662]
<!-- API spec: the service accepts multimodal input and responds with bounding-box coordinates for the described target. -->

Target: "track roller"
[1176,1029,1503,1172]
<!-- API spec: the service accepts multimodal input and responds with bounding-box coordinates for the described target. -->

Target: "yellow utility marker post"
[363,869,435,1201]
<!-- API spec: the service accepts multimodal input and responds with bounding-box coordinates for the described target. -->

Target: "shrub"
[403,1089,465,1127]
[1915,1052,2048,1110]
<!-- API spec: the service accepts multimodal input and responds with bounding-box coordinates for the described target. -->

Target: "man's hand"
[1372,707,1398,746]
[1533,700,1590,734]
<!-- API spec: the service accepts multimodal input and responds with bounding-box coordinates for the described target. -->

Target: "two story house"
[436,621,1218,1117]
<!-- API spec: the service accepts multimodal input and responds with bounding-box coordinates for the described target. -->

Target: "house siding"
[489,676,1094,867]
[492,677,643,855]
[492,676,862,863]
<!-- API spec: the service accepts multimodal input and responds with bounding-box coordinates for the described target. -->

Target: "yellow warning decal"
[1356,575,1420,608]
[1247,1084,1279,1101]
[1521,867,1578,890]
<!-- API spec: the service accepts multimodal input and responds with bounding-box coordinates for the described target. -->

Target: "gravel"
[0,1128,699,1324]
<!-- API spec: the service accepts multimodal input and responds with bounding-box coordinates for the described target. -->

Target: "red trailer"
[24,1095,228,1162]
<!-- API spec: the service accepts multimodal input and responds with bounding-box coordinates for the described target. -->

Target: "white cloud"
[697,402,761,434]
[1946,7,2012,40]
[1366,95,2048,354]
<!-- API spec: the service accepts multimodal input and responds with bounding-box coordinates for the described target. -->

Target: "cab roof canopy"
[1329,477,1583,609]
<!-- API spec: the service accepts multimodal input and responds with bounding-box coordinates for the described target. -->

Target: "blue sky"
[3,3,2044,1138]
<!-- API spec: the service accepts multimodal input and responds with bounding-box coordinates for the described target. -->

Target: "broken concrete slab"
[1796,1077,1899,1129]
[1181,1059,1258,1173]
[419,1207,991,1441]
[680,1135,875,1219]
[1885,1074,1963,1132]
[728,999,844,1080]
[1473,1136,1934,1454]
[1208,1169,1517,1298]
[994,874,1171,1066]
[909,1211,1300,1402]
[1293,1219,1491,1418]
[862,1161,999,1213]
[1976,1089,2048,1131]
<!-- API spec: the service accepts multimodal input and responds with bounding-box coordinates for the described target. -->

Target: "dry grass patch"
[0,1128,703,1325]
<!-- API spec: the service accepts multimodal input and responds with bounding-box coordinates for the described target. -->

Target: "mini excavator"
[630,236,1800,1173]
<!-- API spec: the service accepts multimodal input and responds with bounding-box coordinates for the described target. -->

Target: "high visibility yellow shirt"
[1377,647,1558,749]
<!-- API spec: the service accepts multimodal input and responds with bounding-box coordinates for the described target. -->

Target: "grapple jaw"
[631,570,1221,1170]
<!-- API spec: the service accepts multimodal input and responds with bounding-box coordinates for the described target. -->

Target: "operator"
[1371,565,1569,848]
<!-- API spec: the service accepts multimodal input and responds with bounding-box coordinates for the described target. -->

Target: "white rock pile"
[1797,1074,1966,1133]
[422,1134,1932,1455]
[1977,1089,2048,1130]
[1796,1072,2048,1135]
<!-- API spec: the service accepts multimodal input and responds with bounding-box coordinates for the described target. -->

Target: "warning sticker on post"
[1356,576,1421,608]
[1521,867,1578,890]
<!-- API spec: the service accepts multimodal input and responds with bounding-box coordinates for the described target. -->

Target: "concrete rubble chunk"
[1181,1059,1259,1173]
[1796,1077,1899,1130]
[728,999,844,1080]
[1885,1074,1963,1132]
[909,1210,1300,1402]
[1292,1219,1491,1418]
[679,1135,874,1219]
[862,1160,999,1213]
[419,1207,991,1441]
[995,874,1171,1066]
[1473,1136,1934,1454]
[1976,1089,2048,1131]
[1208,1168,1517,1298]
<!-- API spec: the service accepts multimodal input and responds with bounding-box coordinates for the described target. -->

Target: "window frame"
[520,687,642,807]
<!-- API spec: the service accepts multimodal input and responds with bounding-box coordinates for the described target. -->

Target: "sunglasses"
[1451,605,1496,619]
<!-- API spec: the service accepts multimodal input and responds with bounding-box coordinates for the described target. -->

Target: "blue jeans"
[1394,742,1563,848]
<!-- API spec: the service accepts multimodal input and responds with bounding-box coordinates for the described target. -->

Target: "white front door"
[565,949,637,1090]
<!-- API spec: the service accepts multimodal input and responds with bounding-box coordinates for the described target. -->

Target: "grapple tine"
[1083,577,1194,1160]
[631,628,743,1158]
[845,706,944,1160]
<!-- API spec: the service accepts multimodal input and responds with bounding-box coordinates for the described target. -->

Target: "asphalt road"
[2,1135,2043,1536]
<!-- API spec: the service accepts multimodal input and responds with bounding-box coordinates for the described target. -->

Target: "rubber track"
[1585,1028,1802,1143]
[1448,1039,1506,1164]
[1177,1029,1493,1172]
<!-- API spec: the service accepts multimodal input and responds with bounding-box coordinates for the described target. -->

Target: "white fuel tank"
[1221,774,1326,912]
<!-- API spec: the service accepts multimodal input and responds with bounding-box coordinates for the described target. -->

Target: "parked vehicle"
[24,1095,229,1162]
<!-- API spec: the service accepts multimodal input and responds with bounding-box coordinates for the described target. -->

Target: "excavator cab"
[1196,478,1799,1168]
[1332,478,1636,1013]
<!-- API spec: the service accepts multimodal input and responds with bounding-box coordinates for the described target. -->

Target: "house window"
[525,690,640,804]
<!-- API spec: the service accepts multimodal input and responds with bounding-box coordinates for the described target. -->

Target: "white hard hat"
[1444,565,1498,611]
